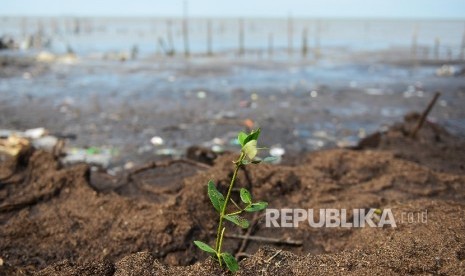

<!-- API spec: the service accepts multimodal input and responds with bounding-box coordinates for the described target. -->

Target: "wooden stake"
[166,20,175,56]
[182,0,190,58]
[287,13,293,56]
[268,33,273,58]
[239,18,245,56]
[302,27,308,58]
[434,37,440,61]
[411,24,418,62]
[207,19,213,56]
[410,92,441,138]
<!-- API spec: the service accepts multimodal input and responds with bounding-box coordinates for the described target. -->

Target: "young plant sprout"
[193,129,273,272]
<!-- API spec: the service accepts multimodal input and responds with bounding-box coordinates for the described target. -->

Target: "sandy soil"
[1,115,465,275]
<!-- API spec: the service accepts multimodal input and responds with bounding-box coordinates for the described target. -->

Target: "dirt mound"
[1,117,465,275]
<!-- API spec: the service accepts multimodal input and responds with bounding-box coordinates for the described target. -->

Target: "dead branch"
[410,91,441,138]
[210,231,303,246]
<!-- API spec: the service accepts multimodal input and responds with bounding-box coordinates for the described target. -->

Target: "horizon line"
[1,14,465,21]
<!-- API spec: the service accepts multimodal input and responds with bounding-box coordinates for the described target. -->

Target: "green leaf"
[243,128,261,145]
[263,156,278,163]
[193,241,217,254]
[240,188,252,204]
[251,159,262,164]
[242,140,257,160]
[237,132,248,146]
[208,180,225,213]
[221,252,239,272]
[245,202,268,212]
[224,214,249,228]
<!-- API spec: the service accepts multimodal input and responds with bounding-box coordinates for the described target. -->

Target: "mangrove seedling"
[194,128,272,272]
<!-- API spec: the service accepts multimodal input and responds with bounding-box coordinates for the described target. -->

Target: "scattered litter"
[436,65,457,77]
[150,136,164,146]
[197,91,207,99]
[313,130,335,141]
[32,135,58,151]
[212,137,225,145]
[215,111,237,119]
[381,107,404,117]
[364,88,383,95]
[336,136,359,148]
[0,129,12,138]
[0,136,30,156]
[124,161,135,170]
[155,148,182,157]
[269,146,285,157]
[62,147,113,168]
[358,128,367,139]
[107,166,122,176]
[239,100,251,108]
[24,127,47,139]
[293,128,311,138]
[243,119,254,129]
[36,51,56,62]
[137,145,153,154]
[403,85,424,98]
[211,145,224,153]
[306,138,325,149]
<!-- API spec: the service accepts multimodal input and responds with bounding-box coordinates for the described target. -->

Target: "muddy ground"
[1,114,465,275]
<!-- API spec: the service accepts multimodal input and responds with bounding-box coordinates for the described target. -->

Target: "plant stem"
[215,152,245,255]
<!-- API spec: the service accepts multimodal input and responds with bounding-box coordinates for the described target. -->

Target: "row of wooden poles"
[162,17,321,58]
[411,26,465,61]
[12,6,465,60]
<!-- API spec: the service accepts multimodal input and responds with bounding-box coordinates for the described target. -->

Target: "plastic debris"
[293,128,311,138]
[24,127,47,139]
[211,145,224,153]
[364,88,384,95]
[124,161,135,170]
[306,139,325,149]
[215,111,237,119]
[155,148,182,157]
[62,147,113,168]
[0,136,30,156]
[150,136,164,146]
[336,136,359,148]
[243,119,254,129]
[436,65,457,77]
[212,137,225,145]
[269,146,285,157]
[197,91,207,99]
[32,135,58,151]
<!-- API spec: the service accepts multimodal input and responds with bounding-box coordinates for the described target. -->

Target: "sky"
[2,0,465,19]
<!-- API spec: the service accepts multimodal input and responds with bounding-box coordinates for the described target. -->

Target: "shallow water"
[1,17,465,169]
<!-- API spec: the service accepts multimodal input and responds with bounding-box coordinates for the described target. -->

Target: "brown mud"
[1,114,465,275]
